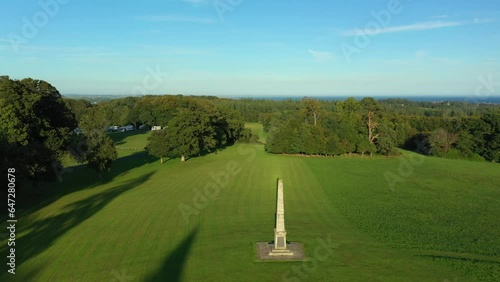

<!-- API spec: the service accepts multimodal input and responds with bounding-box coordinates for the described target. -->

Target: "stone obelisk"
[270,179,293,255]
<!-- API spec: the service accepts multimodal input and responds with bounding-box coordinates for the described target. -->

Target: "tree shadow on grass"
[417,254,500,264]
[0,263,43,282]
[15,153,158,220]
[146,227,199,282]
[1,172,154,272]
[107,129,150,145]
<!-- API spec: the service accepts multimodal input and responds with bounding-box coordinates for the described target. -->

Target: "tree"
[355,137,376,156]
[301,98,321,126]
[146,129,170,163]
[0,132,23,202]
[375,120,399,155]
[84,132,117,179]
[77,107,117,178]
[428,128,458,156]
[145,99,243,162]
[0,76,77,186]
[325,133,343,156]
[478,111,500,162]
[63,98,92,123]
[341,97,362,113]
[361,97,381,144]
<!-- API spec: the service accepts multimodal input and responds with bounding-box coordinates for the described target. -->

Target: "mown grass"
[245,122,268,143]
[60,130,152,167]
[2,124,498,281]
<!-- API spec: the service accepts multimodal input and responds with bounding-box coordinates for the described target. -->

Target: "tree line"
[1,77,248,197]
[0,76,120,191]
[218,97,500,161]
[2,76,498,200]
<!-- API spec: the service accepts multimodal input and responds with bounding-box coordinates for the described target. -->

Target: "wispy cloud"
[136,14,215,24]
[430,15,448,19]
[308,50,335,63]
[341,18,496,36]
[183,0,209,6]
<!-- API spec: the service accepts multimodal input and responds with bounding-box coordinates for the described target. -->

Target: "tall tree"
[479,111,500,162]
[145,99,243,162]
[0,76,77,186]
[428,128,458,156]
[301,98,321,126]
[146,129,170,163]
[77,107,117,178]
[361,97,381,144]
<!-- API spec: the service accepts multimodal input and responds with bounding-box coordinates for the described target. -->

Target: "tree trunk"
[367,111,380,144]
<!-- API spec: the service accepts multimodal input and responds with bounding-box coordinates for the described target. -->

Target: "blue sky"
[1,0,499,97]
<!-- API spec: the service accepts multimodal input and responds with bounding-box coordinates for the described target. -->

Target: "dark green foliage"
[265,97,399,156]
[63,98,92,123]
[145,98,244,162]
[237,128,259,143]
[77,107,118,177]
[478,110,500,162]
[145,130,170,163]
[254,97,499,161]
[0,76,77,185]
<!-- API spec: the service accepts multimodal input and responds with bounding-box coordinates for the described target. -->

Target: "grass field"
[3,124,499,281]
[245,122,268,143]
[61,130,152,167]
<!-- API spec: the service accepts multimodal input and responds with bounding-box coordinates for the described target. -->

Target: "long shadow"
[65,151,149,171]
[417,254,500,264]
[14,153,158,220]
[0,263,43,282]
[146,227,199,282]
[180,139,241,162]
[108,129,150,144]
[1,172,154,271]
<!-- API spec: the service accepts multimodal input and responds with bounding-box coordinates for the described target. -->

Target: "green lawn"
[245,122,267,143]
[3,124,499,281]
[111,130,152,157]
[61,130,152,167]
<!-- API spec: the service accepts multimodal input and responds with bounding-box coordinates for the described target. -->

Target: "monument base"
[256,242,305,261]
[269,248,294,256]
